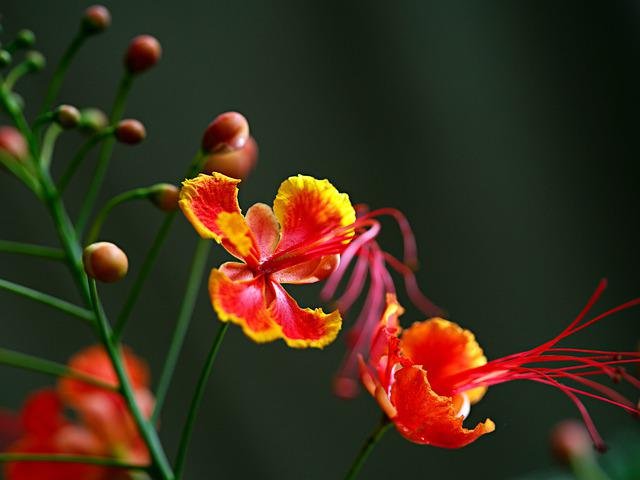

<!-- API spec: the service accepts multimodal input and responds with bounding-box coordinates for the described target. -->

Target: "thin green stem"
[58,129,113,192]
[113,150,205,339]
[174,322,229,479]
[0,277,93,323]
[0,153,40,194]
[114,212,176,338]
[40,123,62,169]
[86,186,156,245]
[570,455,612,480]
[89,280,175,480]
[153,239,211,422]
[0,453,148,470]
[0,347,115,391]
[0,81,39,165]
[38,32,87,118]
[344,417,392,480]
[76,73,133,237]
[0,240,64,260]
[3,61,30,91]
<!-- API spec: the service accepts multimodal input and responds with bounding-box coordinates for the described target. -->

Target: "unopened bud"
[201,136,258,180]
[83,242,129,283]
[115,119,146,145]
[550,420,593,464]
[0,126,28,161]
[82,5,111,34]
[201,112,249,154]
[55,105,81,129]
[79,108,108,134]
[15,30,35,49]
[124,35,161,74]
[150,183,179,212]
[10,93,24,110]
[24,51,45,72]
[0,50,11,68]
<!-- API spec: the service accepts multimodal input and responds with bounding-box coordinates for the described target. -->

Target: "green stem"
[58,130,112,192]
[344,417,392,480]
[153,239,211,422]
[40,123,62,169]
[0,347,115,391]
[76,73,133,237]
[570,454,612,480]
[89,280,174,480]
[38,32,87,118]
[0,153,40,194]
[174,322,229,479]
[0,240,64,260]
[0,82,39,166]
[0,453,148,470]
[86,186,156,245]
[114,212,176,338]
[3,61,30,90]
[0,277,93,323]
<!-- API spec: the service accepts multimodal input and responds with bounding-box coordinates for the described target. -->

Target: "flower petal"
[272,175,356,253]
[209,268,281,343]
[271,254,339,284]
[268,282,341,348]
[400,318,487,404]
[390,366,495,448]
[21,390,67,437]
[245,203,280,260]
[180,173,257,261]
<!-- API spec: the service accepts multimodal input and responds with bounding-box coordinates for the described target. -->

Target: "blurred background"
[1,1,639,478]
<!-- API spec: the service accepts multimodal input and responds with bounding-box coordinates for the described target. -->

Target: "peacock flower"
[5,345,153,480]
[360,282,640,449]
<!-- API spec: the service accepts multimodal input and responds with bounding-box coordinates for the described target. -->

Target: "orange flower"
[5,346,153,480]
[360,283,640,449]
[180,172,440,357]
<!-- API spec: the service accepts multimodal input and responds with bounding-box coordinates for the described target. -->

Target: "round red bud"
[115,119,146,145]
[83,242,129,283]
[150,183,180,212]
[124,35,161,74]
[201,136,258,180]
[79,108,108,134]
[550,420,594,464]
[82,5,111,34]
[201,112,249,154]
[55,105,81,129]
[0,126,28,161]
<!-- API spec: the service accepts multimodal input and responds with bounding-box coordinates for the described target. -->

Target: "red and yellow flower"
[360,283,640,449]
[4,345,153,480]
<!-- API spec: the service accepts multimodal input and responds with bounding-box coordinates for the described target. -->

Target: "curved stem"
[153,239,211,422]
[86,186,156,244]
[89,280,175,480]
[38,32,87,118]
[58,129,113,192]
[0,347,115,391]
[114,212,177,338]
[174,322,229,479]
[3,62,30,91]
[0,240,64,260]
[40,123,62,169]
[344,417,392,480]
[0,453,148,470]
[0,277,94,323]
[0,82,39,166]
[76,73,133,237]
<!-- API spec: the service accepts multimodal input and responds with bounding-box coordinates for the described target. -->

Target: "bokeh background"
[1,1,639,478]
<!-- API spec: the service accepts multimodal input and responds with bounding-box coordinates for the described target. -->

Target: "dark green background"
[1,1,639,479]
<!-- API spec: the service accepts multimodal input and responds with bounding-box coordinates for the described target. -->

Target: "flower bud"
[9,93,24,110]
[124,35,161,74]
[149,183,179,212]
[201,112,249,154]
[83,242,129,283]
[24,51,45,72]
[0,126,28,161]
[201,136,258,180]
[0,50,11,68]
[54,105,81,129]
[550,420,594,464]
[15,29,36,48]
[82,5,111,34]
[115,119,146,145]
[79,108,108,134]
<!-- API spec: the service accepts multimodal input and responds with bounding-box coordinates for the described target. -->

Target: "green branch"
[0,241,63,260]
[0,277,93,323]
[344,417,392,480]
